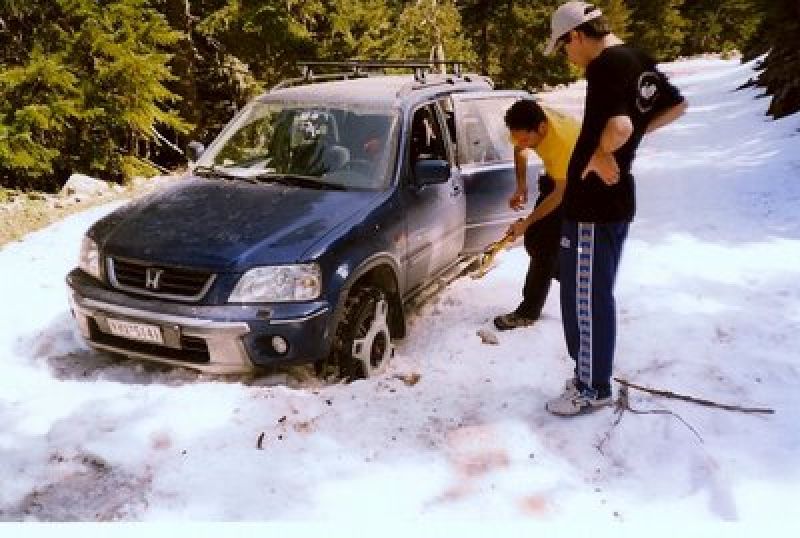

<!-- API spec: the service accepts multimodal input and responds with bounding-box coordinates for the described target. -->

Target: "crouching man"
[494,99,579,331]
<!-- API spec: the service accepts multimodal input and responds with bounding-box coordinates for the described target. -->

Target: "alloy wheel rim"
[351,298,391,377]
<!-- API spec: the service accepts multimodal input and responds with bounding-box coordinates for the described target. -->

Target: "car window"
[409,104,448,164]
[456,97,517,165]
[197,101,400,190]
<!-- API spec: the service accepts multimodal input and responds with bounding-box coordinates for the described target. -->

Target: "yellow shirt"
[534,107,580,181]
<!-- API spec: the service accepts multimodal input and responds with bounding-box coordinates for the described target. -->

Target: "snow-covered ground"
[1,57,799,532]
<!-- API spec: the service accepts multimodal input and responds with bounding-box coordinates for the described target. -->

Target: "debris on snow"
[476,328,499,345]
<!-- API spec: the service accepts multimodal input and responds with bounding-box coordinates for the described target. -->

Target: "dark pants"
[559,219,629,399]
[515,203,562,320]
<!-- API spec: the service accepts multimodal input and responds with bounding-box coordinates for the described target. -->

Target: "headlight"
[79,236,101,280]
[229,264,322,303]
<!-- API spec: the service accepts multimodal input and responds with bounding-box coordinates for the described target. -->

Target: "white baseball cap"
[544,1,604,55]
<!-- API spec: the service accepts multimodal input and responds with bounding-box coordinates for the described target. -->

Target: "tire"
[317,286,393,381]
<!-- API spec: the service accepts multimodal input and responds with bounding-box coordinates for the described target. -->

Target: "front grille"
[89,319,210,364]
[108,258,215,301]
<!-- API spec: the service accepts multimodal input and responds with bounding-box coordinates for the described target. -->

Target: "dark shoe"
[493,312,536,331]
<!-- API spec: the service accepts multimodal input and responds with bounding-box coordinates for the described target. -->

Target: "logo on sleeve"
[636,72,661,113]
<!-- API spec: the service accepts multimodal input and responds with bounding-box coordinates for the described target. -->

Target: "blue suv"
[66,61,540,379]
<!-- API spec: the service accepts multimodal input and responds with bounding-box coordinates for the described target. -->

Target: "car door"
[450,91,544,254]
[401,101,465,293]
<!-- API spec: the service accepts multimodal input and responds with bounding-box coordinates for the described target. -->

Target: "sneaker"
[545,385,612,416]
[563,377,580,398]
[493,312,536,331]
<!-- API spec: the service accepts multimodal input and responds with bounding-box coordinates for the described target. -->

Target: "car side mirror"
[187,141,205,163]
[414,159,450,186]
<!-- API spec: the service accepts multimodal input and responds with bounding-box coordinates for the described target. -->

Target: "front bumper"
[66,269,334,374]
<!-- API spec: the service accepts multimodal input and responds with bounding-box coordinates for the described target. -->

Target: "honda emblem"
[145,268,164,290]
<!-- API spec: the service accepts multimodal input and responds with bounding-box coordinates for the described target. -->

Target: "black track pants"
[515,210,561,319]
[559,219,629,398]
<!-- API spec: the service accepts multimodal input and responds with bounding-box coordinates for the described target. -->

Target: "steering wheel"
[342,159,374,175]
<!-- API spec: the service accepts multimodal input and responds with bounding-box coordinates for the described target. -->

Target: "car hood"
[98,177,379,270]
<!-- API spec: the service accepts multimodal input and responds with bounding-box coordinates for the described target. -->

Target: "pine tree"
[681,0,762,56]
[63,0,191,180]
[385,0,475,64]
[745,0,800,119]
[626,0,687,61]
[459,0,572,91]
[504,1,576,90]
[458,0,504,75]
[198,0,322,88]
[320,0,400,60]
[0,1,78,188]
[596,0,631,40]
[151,0,259,160]
[160,0,200,134]
[0,47,85,186]
[0,0,191,188]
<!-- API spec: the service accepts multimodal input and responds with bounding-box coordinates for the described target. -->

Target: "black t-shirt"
[564,44,685,223]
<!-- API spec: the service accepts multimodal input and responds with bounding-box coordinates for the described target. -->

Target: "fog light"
[271,336,288,355]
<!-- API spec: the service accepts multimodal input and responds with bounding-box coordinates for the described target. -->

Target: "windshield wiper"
[193,165,240,180]
[193,165,269,185]
[251,173,347,191]
[194,167,346,190]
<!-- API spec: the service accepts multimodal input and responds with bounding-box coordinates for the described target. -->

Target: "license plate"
[107,318,164,345]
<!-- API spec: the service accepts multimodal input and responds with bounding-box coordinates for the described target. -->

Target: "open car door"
[449,91,544,254]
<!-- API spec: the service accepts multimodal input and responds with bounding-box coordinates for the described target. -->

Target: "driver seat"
[320,144,350,173]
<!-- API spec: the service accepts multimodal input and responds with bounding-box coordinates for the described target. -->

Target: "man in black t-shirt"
[542,2,688,416]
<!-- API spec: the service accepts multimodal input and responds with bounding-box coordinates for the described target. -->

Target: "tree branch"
[614,378,775,414]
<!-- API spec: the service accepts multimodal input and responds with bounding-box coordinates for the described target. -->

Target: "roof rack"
[271,59,468,91]
[395,74,492,98]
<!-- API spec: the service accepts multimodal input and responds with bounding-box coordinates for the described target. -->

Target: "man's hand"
[582,150,620,185]
[509,187,527,211]
[507,218,528,240]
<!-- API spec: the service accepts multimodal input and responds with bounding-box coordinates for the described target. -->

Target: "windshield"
[196,101,400,190]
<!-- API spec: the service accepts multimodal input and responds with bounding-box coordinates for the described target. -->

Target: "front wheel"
[318,286,393,381]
